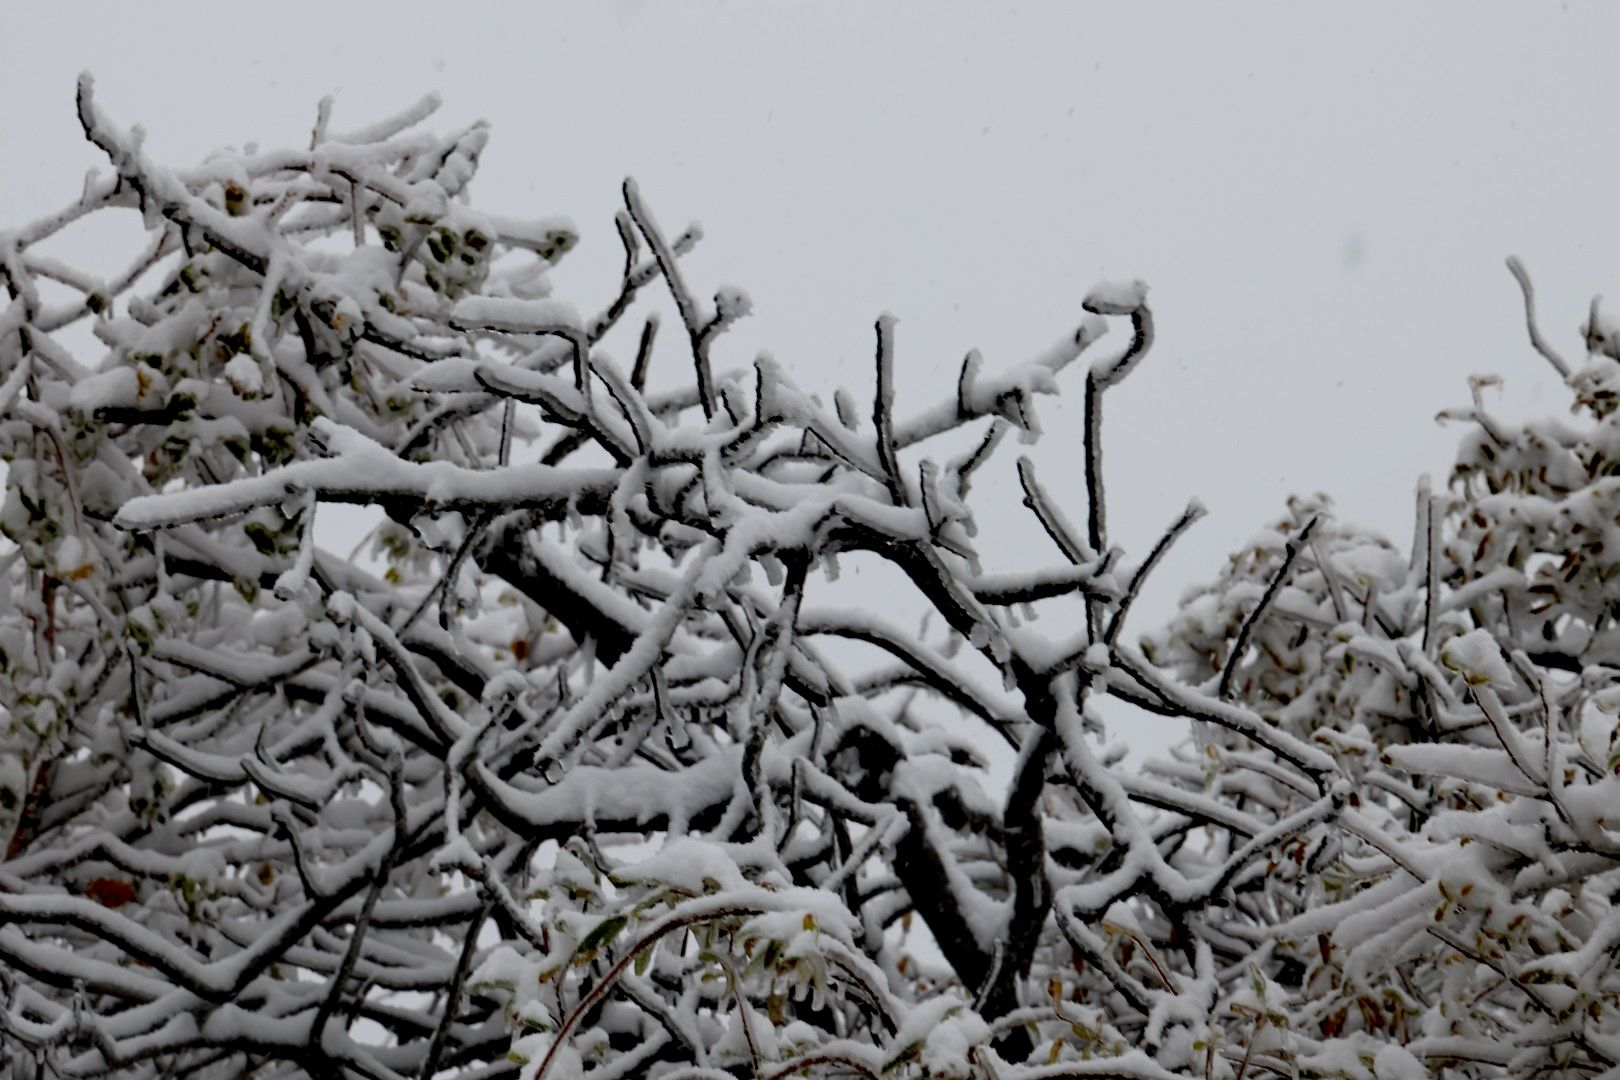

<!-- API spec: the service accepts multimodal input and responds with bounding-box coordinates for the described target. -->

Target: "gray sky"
[6,2,1618,751]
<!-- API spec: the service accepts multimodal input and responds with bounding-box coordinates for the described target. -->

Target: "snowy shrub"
[1147,263,1620,1077]
[2,79,1613,1080]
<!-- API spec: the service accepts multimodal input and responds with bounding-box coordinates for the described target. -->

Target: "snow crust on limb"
[448,296,584,336]
[1081,278,1149,315]
[1439,627,1515,688]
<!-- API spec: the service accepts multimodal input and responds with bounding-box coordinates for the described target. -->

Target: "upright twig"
[1105,498,1206,646]
[1081,281,1155,556]
[1506,255,1571,380]
[873,314,907,507]
[623,178,714,419]
[1218,515,1320,701]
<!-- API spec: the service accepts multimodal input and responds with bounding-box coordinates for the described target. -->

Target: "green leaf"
[575,914,628,957]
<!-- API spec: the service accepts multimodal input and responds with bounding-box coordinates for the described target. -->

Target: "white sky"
[6,2,1619,753]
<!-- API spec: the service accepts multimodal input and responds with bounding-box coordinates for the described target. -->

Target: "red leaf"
[85,878,137,909]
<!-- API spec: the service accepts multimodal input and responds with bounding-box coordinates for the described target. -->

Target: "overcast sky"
[7,2,1619,752]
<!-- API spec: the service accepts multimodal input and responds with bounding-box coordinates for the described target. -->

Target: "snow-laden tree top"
[3,80,1618,1080]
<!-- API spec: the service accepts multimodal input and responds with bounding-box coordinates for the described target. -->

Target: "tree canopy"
[2,83,1618,1080]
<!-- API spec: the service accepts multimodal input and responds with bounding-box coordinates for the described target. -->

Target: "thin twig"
[1505,255,1571,379]
[1218,515,1320,701]
[1105,498,1206,646]
[872,314,907,507]
[418,895,496,1080]
[1081,286,1154,555]
[1016,457,1092,565]
[623,178,713,418]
